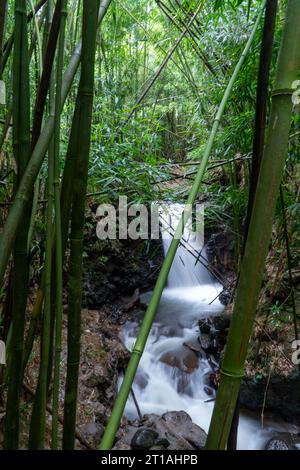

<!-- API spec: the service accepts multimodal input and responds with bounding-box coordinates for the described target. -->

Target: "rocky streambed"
[71,216,300,451]
[18,213,300,450]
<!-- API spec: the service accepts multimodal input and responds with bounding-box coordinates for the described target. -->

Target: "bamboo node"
[271,88,294,97]
[132,348,143,357]
[220,367,244,380]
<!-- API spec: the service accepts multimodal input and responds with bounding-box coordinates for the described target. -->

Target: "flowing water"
[121,204,296,450]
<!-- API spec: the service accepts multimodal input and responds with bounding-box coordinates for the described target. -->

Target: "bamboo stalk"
[244,0,278,239]
[0,0,112,293]
[3,0,31,450]
[31,0,62,152]
[22,382,94,450]
[0,0,7,77]
[227,0,278,449]
[206,0,300,449]
[63,0,99,450]
[280,185,298,341]
[1,0,48,74]
[0,7,47,156]
[28,1,57,450]
[20,1,113,378]
[99,2,266,450]
[52,0,68,450]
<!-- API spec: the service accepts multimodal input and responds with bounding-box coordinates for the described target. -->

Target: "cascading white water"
[121,204,296,450]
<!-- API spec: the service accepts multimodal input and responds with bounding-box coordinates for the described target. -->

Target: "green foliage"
[0,0,300,452]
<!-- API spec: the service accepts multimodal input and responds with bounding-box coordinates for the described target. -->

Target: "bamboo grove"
[0,0,112,450]
[0,0,299,452]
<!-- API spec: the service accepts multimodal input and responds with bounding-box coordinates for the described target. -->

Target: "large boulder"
[240,374,300,425]
[114,411,207,450]
[265,433,300,450]
[131,428,163,450]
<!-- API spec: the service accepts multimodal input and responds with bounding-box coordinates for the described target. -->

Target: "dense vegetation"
[0,0,299,451]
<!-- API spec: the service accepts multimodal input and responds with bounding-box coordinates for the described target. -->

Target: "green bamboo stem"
[62,0,99,450]
[27,179,40,252]
[29,0,43,76]
[31,0,62,151]
[0,9,46,390]
[28,1,56,450]
[244,0,278,239]
[0,7,47,155]
[99,1,266,451]
[206,0,300,449]
[1,0,48,75]
[3,0,31,450]
[280,185,298,342]
[20,0,112,378]
[26,0,47,253]
[0,0,112,294]
[51,0,68,450]
[227,0,278,449]
[0,0,7,77]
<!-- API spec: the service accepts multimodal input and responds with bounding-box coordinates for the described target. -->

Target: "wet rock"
[170,368,191,395]
[265,433,300,450]
[203,370,220,390]
[240,374,300,424]
[204,386,214,397]
[183,340,204,355]
[78,422,104,448]
[199,321,211,335]
[145,411,207,450]
[205,229,237,303]
[155,437,171,448]
[123,288,140,312]
[160,348,198,374]
[113,425,138,448]
[115,411,207,450]
[212,315,231,333]
[135,371,150,390]
[199,334,210,350]
[197,315,230,361]
[219,290,231,306]
[159,325,180,338]
[131,428,159,450]
[206,230,237,276]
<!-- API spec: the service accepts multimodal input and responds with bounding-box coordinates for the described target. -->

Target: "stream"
[120,204,296,450]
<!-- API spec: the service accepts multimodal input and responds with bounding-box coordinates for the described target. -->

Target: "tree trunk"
[244,0,278,239]
[206,0,300,449]
[62,0,99,450]
[51,0,68,450]
[228,0,278,449]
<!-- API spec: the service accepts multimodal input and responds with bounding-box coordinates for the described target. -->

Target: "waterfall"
[160,202,212,288]
[121,203,294,450]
